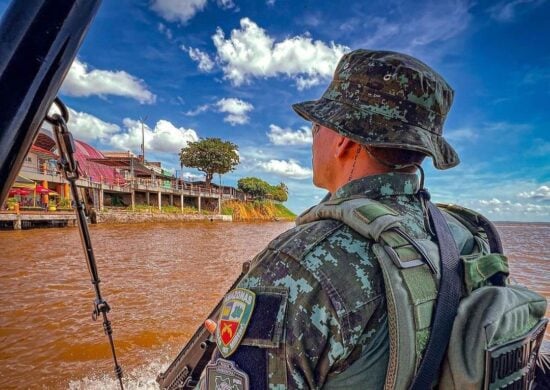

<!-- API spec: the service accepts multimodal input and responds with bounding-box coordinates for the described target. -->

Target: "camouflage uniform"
[221,172,441,389]
[205,50,461,389]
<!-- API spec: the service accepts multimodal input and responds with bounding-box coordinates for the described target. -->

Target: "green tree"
[180,138,239,189]
[238,177,270,199]
[269,182,288,202]
[238,177,289,202]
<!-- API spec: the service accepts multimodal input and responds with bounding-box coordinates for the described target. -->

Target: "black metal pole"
[0,0,102,204]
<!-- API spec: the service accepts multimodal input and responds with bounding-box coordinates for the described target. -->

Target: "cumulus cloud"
[258,159,312,179]
[61,59,156,104]
[488,0,545,22]
[150,0,207,23]
[184,46,215,71]
[267,124,312,146]
[211,18,349,89]
[66,108,121,143]
[518,186,550,202]
[110,118,198,154]
[215,98,254,125]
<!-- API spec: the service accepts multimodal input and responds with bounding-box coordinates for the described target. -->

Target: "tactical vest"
[296,197,548,389]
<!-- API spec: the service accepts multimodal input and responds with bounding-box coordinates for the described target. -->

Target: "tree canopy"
[180,138,239,188]
[238,177,288,202]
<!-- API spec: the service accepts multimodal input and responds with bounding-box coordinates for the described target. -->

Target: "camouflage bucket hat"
[292,49,460,169]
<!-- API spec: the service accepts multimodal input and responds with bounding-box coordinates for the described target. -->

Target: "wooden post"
[158,191,161,211]
[99,186,104,211]
[198,195,201,213]
[14,215,21,230]
[180,193,184,213]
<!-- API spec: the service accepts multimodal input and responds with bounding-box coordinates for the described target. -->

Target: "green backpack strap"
[297,197,440,390]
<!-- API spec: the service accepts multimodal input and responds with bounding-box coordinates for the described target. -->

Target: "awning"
[35,185,58,196]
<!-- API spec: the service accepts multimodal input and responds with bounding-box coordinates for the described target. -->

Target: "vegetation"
[237,177,288,202]
[180,138,239,189]
[222,200,295,221]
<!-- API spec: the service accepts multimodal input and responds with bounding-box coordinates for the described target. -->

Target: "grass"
[222,200,296,221]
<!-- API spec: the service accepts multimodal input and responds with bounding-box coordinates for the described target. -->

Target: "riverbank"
[221,200,296,221]
[0,200,295,229]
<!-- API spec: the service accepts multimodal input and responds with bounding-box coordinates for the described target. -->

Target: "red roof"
[73,140,126,185]
[30,144,57,158]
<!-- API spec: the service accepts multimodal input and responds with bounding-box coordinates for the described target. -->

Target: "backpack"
[296,197,548,389]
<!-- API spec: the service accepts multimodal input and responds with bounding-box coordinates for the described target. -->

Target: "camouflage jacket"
[208,173,439,389]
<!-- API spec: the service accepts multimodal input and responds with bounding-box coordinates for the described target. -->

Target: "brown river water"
[0,221,548,389]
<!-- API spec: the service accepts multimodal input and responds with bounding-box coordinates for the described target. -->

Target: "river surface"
[0,221,548,389]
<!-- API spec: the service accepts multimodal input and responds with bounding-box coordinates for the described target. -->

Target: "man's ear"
[335,136,357,158]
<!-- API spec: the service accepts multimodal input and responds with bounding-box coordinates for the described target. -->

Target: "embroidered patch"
[204,358,250,390]
[216,288,256,357]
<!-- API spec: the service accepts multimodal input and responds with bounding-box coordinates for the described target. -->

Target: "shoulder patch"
[204,358,250,390]
[216,288,256,358]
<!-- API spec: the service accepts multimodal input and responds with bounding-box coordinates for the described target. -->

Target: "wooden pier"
[0,211,77,230]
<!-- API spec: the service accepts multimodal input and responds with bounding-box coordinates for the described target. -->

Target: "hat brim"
[293,98,459,170]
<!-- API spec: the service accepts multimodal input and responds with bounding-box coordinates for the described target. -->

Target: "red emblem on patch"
[219,320,238,345]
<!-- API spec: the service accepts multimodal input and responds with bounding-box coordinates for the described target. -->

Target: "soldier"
[197,49,463,389]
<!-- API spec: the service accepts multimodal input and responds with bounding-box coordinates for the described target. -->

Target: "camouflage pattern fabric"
[208,173,436,389]
[292,49,459,170]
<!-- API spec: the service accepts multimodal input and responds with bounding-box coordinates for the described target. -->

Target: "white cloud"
[518,185,550,202]
[150,0,207,23]
[66,108,120,143]
[184,104,210,116]
[466,198,550,219]
[217,0,236,10]
[445,127,478,142]
[266,0,276,5]
[211,18,349,89]
[158,23,173,40]
[258,159,312,179]
[61,59,156,104]
[183,98,253,124]
[267,124,312,146]
[110,118,198,154]
[182,172,205,180]
[488,0,545,22]
[185,46,215,71]
[215,98,253,125]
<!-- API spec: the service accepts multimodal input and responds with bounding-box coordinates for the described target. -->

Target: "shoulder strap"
[297,196,441,389]
[409,201,462,390]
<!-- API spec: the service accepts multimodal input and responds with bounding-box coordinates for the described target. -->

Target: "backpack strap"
[409,201,462,390]
[297,197,440,389]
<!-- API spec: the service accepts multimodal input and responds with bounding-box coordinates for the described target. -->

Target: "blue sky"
[1,0,549,221]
